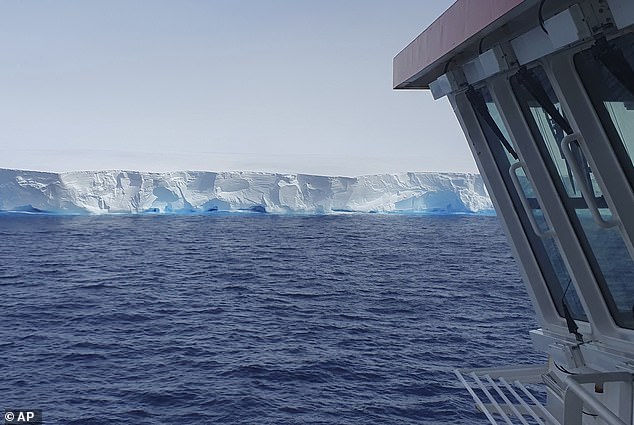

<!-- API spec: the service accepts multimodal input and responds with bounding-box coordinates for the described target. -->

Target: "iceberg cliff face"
[0,169,492,214]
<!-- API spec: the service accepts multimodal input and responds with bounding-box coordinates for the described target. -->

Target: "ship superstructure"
[394,0,634,423]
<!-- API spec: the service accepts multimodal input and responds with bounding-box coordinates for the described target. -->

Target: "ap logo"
[4,410,42,424]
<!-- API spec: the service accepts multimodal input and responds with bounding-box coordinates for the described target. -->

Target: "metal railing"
[455,364,553,424]
[456,364,634,425]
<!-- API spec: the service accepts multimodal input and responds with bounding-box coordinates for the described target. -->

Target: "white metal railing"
[455,364,552,425]
[562,372,632,425]
[456,364,634,425]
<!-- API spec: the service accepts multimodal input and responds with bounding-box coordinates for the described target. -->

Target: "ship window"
[469,86,586,321]
[513,67,603,200]
[466,88,518,161]
[574,33,634,190]
[511,66,634,329]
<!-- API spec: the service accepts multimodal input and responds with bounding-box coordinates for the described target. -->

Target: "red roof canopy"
[393,0,527,89]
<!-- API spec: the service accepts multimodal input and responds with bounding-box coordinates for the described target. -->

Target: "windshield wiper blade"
[516,68,573,135]
[593,37,634,97]
[466,88,519,160]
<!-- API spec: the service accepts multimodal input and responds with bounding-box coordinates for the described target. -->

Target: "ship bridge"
[394,0,634,423]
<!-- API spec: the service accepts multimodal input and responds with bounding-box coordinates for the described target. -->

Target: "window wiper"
[562,279,584,342]
[593,37,634,97]
[466,88,519,160]
[516,67,573,135]
[516,68,581,194]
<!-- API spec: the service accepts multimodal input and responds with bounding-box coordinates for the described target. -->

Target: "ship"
[394,0,634,423]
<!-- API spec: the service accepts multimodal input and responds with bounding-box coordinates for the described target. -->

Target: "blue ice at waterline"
[0,169,493,215]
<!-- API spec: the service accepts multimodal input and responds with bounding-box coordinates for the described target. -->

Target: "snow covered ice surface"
[0,169,492,215]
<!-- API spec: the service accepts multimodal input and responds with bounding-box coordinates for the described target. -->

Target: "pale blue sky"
[0,0,475,176]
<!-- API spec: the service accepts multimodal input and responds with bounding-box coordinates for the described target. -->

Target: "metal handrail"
[454,369,500,424]
[472,372,515,424]
[511,378,559,424]
[563,372,633,425]
[457,365,634,425]
[509,162,554,239]
[560,133,619,229]
[485,374,530,425]
[455,364,550,424]
[498,377,546,425]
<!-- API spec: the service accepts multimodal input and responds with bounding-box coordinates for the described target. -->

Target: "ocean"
[0,213,544,424]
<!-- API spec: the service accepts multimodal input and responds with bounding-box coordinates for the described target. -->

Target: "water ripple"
[0,214,544,424]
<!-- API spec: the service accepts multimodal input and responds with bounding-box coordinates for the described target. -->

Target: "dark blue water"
[0,214,543,424]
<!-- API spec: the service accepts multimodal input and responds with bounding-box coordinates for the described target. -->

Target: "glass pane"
[540,225,586,318]
[476,86,586,321]
[606,102,634,156]
[529,103,577,196]
[485,99,513,156]
[574,33,634,188]
[511,66,634,329]
[577,210,634,325]
[523,70,603,199]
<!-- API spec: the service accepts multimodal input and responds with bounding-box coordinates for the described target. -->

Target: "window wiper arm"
[562,279,584,342]
[516,67,581,193]
[466,88,519,160]
[593,37,634,97]
[516,67,573,135]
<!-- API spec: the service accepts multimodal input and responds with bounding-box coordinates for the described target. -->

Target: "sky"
[0,0,476,177]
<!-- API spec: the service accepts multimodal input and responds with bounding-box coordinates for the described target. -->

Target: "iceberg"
[0,169,492,214]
